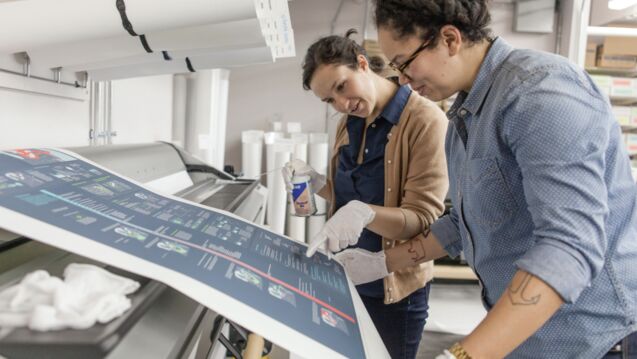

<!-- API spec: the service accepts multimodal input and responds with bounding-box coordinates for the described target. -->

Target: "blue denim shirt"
[430,38,637,357]
[335,84,411,297]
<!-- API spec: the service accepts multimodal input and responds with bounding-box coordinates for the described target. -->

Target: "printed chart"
[0,148,366,358]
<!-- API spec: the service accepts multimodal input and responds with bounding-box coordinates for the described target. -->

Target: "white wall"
[0,73,173,151]
[224,0,559,170]
[110,75,174,145]
[0,52,88,150]
[0,87,90,149]
[590,0,637,26]
[490,2,557,52]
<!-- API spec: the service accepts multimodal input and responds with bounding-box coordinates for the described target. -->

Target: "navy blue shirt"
[334,84,411,297]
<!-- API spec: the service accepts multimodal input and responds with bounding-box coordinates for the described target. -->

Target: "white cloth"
[333,248,388,285]
[306,200,375,256]
[0,263,140,331]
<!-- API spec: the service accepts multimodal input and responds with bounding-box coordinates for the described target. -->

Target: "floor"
[416,331,464,358]
[416,282,487,358]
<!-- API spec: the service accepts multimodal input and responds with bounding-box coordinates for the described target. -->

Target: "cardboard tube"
[243,333,265,359]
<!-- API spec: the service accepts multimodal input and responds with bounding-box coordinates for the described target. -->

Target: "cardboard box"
[585,43,598,68]
[603,36,637,57]
[613,106,632,126]
[597,45,637,69]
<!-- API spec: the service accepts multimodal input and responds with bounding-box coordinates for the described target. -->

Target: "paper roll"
[307,133,329,239]
[241,130,264,180]
[286,122,302,134]
[264,132,284,226]
[287,216,306,243]
[270,140,294,234]
[29,19,268,71]
[307,215,325,241]
[0,0,261,54]
[274,27,296,59]
[264,132,284,186]
[309,133,329,175]
[87,46,274,81]
[270,1,295,58]
[290,133,308,162]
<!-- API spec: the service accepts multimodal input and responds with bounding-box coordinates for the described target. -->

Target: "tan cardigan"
[323,92,449,304]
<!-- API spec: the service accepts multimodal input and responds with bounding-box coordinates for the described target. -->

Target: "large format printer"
[0,142,267,359]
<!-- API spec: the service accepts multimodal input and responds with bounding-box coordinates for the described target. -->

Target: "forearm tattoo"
[507,272,541,306]
[407,229,430,263]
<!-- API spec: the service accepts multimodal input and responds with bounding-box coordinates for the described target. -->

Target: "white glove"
[435,350,457,359]
[281,159,326,193]
[333,248,389,285]
[306,200,375,256]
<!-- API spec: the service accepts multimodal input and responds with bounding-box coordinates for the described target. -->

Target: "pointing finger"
[306,232,327,257]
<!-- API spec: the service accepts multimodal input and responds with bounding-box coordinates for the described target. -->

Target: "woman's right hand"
[281,159,326,193]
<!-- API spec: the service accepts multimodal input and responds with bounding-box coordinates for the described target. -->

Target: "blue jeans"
[602,331,637,359]
[360,284,431,359]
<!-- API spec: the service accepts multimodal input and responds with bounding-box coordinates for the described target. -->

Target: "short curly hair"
[373,0,492,45]
[302,29,384,90]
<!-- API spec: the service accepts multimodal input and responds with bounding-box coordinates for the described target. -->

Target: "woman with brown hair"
[283,29,449,358]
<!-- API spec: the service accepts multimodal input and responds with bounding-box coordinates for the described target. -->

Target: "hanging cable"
[185,58,196,72]
[115,0,154,54]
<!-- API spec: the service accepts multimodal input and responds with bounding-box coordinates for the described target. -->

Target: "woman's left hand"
[333,248,388,285]
[306,200,375,257]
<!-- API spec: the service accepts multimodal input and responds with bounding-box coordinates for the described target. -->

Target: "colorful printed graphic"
[321,308,350,335]
[0,148,365,358]
[234,267,263,289]
[157,240,189,255]
[114,226,148,241]
[4,172,44,187]
[82,183,114,197]
[268,283,296,306]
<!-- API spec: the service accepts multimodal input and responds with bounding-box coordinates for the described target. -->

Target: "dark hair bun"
[345,28,358,39]
[368,55,385,73]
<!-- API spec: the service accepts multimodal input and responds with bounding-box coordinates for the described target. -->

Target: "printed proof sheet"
[0,148,379,358]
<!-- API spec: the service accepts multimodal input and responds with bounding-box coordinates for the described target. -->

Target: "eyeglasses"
[388,37,434,74]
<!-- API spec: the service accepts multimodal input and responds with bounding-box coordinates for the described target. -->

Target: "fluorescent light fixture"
[608,0,637,10]
[588,26,637,37]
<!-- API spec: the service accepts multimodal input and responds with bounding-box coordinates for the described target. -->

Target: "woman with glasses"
[335,1,637,358]
[282,29,449,358]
